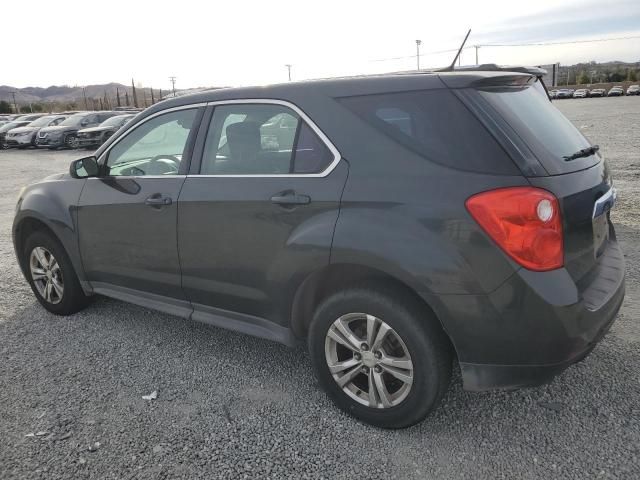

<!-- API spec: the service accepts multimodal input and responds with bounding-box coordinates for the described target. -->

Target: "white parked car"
[573,89,589,98]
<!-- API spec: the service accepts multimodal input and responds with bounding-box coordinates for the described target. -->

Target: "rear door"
[178,101,347,328]
[78,106,203,308]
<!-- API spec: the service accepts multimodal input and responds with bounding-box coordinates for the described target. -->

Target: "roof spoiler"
[453,64,547,78]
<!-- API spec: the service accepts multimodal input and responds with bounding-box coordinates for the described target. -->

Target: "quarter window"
[200,104,333,175]
[105,108,197,176]
[339,89,518,175]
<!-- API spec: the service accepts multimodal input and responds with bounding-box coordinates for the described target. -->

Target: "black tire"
[308,285,452,429]
[22,231,90,315]
[64,135,78,149]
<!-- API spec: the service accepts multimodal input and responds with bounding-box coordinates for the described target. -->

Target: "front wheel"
[308,286,452,429]
[23,231,90,315]
[64,135,79,149]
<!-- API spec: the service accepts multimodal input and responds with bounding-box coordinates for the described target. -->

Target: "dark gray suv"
[13,70,625,428]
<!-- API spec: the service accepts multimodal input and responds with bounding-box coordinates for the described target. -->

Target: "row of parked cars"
[0,110,139,150]
[550,84,640,99]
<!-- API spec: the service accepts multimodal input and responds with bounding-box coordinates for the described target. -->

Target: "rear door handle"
[145,194,172,206]
[270,192,311,206]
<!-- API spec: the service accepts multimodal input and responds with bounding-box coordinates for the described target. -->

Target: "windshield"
[0,122,27,132]
[100,115,131,127]
[28,116,55,127]
[60,114,87,127]
[476,85,599,175]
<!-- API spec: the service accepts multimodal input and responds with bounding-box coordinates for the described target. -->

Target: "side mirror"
[70,156,99,178]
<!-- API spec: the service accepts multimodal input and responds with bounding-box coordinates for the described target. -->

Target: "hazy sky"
[3,0,639,89]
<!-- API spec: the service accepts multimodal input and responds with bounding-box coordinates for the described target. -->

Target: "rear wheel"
[23,231,90,315]
[308,286,452,428]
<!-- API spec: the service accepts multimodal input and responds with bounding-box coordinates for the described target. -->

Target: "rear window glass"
[477,85,599,174]
[338,89,518,175]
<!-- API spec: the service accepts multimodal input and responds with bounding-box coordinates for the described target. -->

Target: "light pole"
[474,45,480,65]
[415,40,422,70]
[285,64,292,81]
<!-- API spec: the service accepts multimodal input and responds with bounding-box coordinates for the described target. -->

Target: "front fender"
[13,177,90,292]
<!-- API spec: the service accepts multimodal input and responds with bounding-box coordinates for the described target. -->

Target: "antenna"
[438,29,471,72]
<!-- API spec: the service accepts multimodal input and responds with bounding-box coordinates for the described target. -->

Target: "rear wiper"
[563,145,599,161]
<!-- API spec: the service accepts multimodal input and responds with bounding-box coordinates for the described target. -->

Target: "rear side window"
[339,89,518,175]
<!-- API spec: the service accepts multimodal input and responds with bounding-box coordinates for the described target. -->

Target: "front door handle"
[270,192,311,206]
[145,194,172,207]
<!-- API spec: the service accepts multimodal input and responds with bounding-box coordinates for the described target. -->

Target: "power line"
[369,34,640,64]
[482,34,640,47]
[370,46,459,63]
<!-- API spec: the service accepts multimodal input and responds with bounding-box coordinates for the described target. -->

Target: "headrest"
[226,122,261,159]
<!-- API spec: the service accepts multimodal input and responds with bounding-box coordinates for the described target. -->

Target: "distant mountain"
[0,83,176,107]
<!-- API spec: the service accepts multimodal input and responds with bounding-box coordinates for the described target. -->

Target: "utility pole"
[150,87,155,104]
[82,87,88,110]
[474,45,480,65]
[10,91,18,114]
[116,87,121,107]
[169,76,177,96]
[415,40,422,70]
[285,65,292,81]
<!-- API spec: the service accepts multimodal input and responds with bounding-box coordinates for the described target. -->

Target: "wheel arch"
[14,216,64,272]
[13,213,90,295]
[289,263,457,357]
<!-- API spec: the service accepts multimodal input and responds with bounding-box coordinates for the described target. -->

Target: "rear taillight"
[465,187,563,271]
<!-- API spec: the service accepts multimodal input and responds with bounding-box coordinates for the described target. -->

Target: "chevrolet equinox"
[13,70,625,428]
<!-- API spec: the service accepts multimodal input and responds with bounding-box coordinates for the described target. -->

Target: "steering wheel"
[147,155,180,175]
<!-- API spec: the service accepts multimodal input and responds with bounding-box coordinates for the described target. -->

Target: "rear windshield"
[338,89,518,175]
[60,114,87,127]
[476,85,599,175]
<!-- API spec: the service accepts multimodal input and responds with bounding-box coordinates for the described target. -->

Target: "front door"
[78,106,202,307]
[178,101,347,327]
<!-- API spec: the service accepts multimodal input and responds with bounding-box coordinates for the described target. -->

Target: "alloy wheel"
[29,247,64,304]
[324,313,414,409]
[65,135,78,148]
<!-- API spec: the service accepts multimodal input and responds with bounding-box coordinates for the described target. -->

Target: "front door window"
[105,109,198,176]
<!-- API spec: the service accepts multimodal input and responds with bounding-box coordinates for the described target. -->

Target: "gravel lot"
[1,97,639,479]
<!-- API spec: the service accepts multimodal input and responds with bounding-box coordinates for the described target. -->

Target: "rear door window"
[475,85,599,175]
[338,89,518,175]
[200,104,334,175]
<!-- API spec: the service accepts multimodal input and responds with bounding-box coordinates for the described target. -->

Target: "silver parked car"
[4,115,68,148]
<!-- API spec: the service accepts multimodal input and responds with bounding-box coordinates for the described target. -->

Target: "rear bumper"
[459,278,623,390]
[430,234,625,391]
